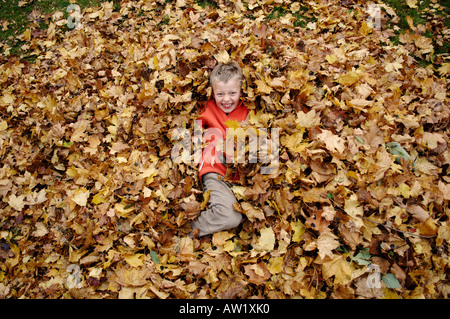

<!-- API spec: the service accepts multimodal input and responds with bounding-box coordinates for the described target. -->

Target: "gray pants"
[191,173,242,237]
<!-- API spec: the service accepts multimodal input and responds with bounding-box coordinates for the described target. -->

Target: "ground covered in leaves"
[0,0,449,299]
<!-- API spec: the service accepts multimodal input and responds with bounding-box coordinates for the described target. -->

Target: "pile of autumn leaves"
[0,0,448,299]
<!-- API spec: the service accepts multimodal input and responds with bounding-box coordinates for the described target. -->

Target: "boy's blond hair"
[210,61,243,86]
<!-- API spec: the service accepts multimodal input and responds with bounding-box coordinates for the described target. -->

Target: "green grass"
[382,0,449,63]
[383,0,449,29]
[197,0,217,9]
[266,5,315,28]
[0,0,114,58]
[0,0,448,70]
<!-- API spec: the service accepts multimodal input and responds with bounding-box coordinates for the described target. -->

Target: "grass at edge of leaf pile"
[0,0,448,68]
[0,0,119,59]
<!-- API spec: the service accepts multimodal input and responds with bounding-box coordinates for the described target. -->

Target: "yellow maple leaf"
[254,79,273,94]
[248,109,274,127]
[23,29,31,41]
[316,232,340,259]
[92,192,108,205]
[417,218,437,237]
[325,54,338,64]
[296,109,321,128]
[316,129,346,154]
[72,188,90,207]
[214,50,230,64]
[321,255,353,285]
[225,119,240,129]
[8,194,26,211]
[212,231,234,247]
[0,120,7,130]
[1,92,15,106]
[282,131,306,153]
[406,0,418,8]
[254,227,275,252]
[397,182,411,198]
[437,63,450,76]
[200,189,210,210]
[124,254,144,268]
[360,21,372,35]
[415,36,433,54]
[114,202,135,218]
[31,222,48,237]
[336,71,362,86]
[291,220,305,243]
[344,194,365,229]
[385,62,403,73]
[267,256,284,275]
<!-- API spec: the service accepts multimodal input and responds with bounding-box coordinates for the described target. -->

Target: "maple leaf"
[316,130,346,154]
[254,79,273,95]
[291,220,305,243]
[253,227,275,252]
[336,70,362,86]
[234,202,265,222]
[320,255,353,286]
[407,204,430,222]
[244,262,271,285]
[214,50,230,64]
[124,254,144,268]
[113,263,151,287]
[32,222,48,237]
[406,0,418,8]
[316,232,340,260]
[296,109,321,128]
[8,194,26,211]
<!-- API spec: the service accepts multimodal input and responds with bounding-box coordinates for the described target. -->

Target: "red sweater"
[197,99,249,179]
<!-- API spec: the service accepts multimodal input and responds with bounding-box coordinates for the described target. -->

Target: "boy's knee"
[227,211,242,229]
[212,203,242,230]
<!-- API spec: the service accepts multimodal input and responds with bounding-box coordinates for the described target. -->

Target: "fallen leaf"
[406,0,418,9]
[291,220,305,243]
[32,222,48,237]
[234,202,265,222]
[336,71,362,86]
[320,255,353,285]
[244,262,271,285]
[316,232,340,259]
[8,194,26,211]
[254,79,273,95]
[407,205,430,222]
[71,188,90,207]
[317,130,346,154]
[296,110,321,128]
[124,254,144,268]
[253,227,275,252]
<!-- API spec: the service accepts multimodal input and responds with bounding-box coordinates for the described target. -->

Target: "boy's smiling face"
[212,76,242,114]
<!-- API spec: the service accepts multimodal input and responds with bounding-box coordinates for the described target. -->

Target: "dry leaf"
[253,227,275,252]
[316,232,340,260]
[1,0,447,300]
[407,205,430,222]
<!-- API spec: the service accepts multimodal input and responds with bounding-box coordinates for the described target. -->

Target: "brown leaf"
[243,262,271,285]
[407,204,430,222]
[233,202,265,222]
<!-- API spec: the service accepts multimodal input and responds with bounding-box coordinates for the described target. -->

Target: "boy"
[190,61,249,238]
